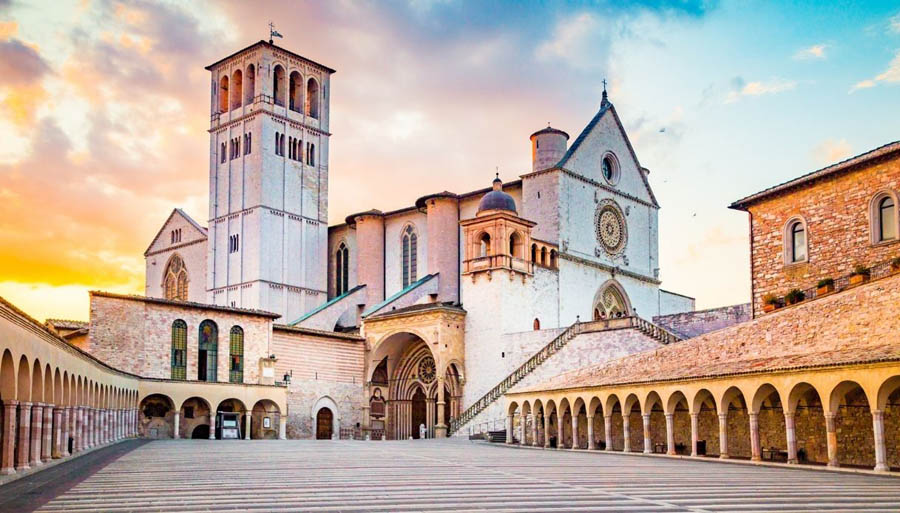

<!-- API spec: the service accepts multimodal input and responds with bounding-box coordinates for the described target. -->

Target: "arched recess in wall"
[592,279,632,320]
[311,395,340,439]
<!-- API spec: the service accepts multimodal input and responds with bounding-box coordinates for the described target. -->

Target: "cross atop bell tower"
[204,41,336,321]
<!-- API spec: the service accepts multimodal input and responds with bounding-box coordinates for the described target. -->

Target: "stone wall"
[89,293,272,383]
[271,326,365,438]
[653,303,750,339]
[744,150,900,317]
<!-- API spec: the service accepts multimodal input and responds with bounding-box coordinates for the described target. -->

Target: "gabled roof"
[143,208,208,257]
[362,273,438,318]
[555,99,659,207]
[288,284,366,325]
[730,140,900,210]
[90,291,281,319]
[205,40,336,74]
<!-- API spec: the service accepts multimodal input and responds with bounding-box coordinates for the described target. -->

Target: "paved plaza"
[4,439,900,512]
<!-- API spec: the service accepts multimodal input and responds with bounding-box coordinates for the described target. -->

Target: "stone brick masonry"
[738,149,900,317]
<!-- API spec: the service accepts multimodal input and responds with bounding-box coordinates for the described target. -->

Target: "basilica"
[1,37,899,479]
[122,38,702,440]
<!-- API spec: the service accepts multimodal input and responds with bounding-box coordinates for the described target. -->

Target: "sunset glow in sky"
[2,0,899,322]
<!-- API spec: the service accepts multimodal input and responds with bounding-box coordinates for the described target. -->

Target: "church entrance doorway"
[316,408,333,439]
[191,425,209,439]
[411,388,427,438]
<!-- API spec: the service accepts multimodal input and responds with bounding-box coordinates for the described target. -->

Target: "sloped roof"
[555,99,659,207]
[730,141,900,210]
[205,40,336,73]
[90,291,281,319]
[46,318,88,330]
[143,208,208,256]
[513,272,900,394]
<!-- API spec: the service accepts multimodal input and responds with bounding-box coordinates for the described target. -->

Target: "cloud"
[535,12,609,70]
[793,44,827,60]
[850,50,900,92]
[812,138,852,166]
[726,77,797,103]
[890,13,900,34]
[0,39,50,86]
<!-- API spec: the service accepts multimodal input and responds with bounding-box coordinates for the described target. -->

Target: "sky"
[1,0,898,322]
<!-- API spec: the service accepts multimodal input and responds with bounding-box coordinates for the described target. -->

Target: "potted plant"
[762,293,780,313]
[816,278,835,296]
[785,288,805,305]
[849,264,870,285]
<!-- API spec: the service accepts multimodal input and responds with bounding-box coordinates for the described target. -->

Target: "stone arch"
[877,376,900,469]
[272,64,285,106]
[572,397,587,449]
[0,350,14,401]
[869,188,899,243]
[544,399,558,447]
[691,388,719,456]
[244,63,255,104]
[605,394,624,451]
[666,390,691,455]
[16,355,30,401]
[828,380,875,468]
[508,230,524,259]
[306,77,319,118]
[60,370,68,406]
[43,363,52,404]
[289,71,303,112]
[719,386,750,459]
[532,398,544,446]
[592,279,632,320]
[252,399,281,439]
[162,253,188,301]
[751,383,788,462]
[642,391,665,453]
[179,396,212,439]
[623,393,642,452]
[557,398,572,448]
[231,68,242,110]
[139,394,175,439]
[312,395,340,440]
[588,396,604,449]
[218,74,229,113]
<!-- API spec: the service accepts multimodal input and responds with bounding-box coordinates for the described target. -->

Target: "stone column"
[872,410,889,472]
[52,407,63,459]
[279,416,287,440]
[825,412,838,467]
[173,412,180,439]
[543,415,551,448]
[506,415,514,444]
[622,414,631,453]
[435,378,447,439]
[642,413,651,454]
[209,414,216,440]
[587,415,595,450]
[571,414,579,450]
[17,402,32,471]
[62,407,71,456]
[531,414,539,447]
[749,412,761,462]
[244,413,251,440]
[604,415,613,451]
[87,408,94,448]
[1,400,18,474]
[665,413,675,455]
[30,403,43,466]
[73,407,82,453]
[557,414,565,449]
[41,404,52,462]
[784,411,797,464]
[690,412,699,457]
[718,412,729,459]
[519,413,526,445]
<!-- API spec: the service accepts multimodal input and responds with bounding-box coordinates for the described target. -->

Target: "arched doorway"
[139,394,175,439]
[316,408,333,440]
[251,399,281,439]
[411,387,427,439]
[191,425,210,439]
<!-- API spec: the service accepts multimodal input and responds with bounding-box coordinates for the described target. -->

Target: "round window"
[601,153,619,185]
[595,200,627,255]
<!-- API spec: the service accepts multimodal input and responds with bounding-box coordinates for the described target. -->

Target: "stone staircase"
[448,316,681,436]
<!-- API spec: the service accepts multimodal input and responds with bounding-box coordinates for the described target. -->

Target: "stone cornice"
[559,252,661,285]
[208,280,326,296]
[209,205,326,225]
[210,109,331,137]
[145,237,206,258]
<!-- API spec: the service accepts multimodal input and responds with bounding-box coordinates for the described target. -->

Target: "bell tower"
[204,40,335,321]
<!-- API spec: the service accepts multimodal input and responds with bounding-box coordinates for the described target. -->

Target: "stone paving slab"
[17,439,900,512]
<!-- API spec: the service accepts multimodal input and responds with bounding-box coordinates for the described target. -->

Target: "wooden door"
[316,407,333,440]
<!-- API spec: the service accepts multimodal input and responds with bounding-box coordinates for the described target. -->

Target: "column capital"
[664,412,674,419]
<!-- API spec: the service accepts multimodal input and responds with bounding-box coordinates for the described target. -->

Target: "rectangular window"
[171,321,187,380]
[275,132,281,156]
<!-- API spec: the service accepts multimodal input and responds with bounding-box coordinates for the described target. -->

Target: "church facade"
[129,39,697,440]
